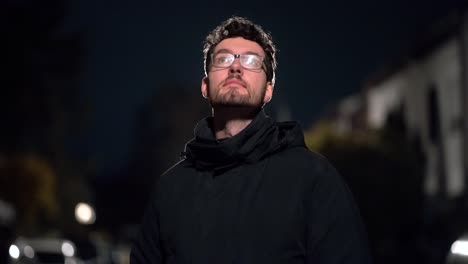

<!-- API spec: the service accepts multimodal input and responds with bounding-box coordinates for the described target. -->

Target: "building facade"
[365,10,468,199]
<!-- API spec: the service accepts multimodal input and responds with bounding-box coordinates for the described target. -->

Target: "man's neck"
[211,106,260,140]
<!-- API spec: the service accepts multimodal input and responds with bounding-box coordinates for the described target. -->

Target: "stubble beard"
[209,84,266,109]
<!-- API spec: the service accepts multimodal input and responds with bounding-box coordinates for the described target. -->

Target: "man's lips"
[223,79,246,87]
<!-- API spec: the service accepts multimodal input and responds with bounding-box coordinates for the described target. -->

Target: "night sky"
[66,0,463,175]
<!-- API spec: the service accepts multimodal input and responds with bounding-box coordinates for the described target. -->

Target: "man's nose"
[229,58,243,75]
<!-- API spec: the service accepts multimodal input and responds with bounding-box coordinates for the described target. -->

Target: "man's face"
[201,37,273,109]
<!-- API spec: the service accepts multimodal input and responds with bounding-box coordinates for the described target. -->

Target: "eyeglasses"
[211,52,264,70]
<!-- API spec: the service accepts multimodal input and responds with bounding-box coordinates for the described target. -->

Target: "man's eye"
[218,57,229,63]
[214,55,232,64]
[245,58,256,65]
[244,56,261,66]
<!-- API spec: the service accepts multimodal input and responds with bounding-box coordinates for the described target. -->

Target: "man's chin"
[211,100,261,109]
[210,102,262,117]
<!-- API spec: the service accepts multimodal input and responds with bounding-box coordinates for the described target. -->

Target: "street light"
[74,202,96,225]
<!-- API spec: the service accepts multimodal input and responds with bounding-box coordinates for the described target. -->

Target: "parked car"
[8,237,84,264]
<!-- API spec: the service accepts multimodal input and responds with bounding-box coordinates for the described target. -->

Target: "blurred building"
[308,9,468,263]
[364,9,468,200]
[324,8,468,201]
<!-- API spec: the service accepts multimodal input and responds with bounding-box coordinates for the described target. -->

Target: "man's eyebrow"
[214,49,232,54]
[214,49,263,57]
[244,51,263,56]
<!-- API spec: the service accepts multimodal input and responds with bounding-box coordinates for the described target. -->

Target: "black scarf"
[183,110,304,172]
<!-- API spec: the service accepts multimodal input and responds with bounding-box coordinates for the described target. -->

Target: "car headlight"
[61,241,75,257]
[9,244,20,259]
[24,245,35,259]
[451,239,468,257]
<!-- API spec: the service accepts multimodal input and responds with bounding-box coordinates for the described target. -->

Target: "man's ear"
[263,81,274,104]
[201,77,208,99]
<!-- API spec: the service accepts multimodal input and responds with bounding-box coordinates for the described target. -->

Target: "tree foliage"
[0,154,58,234]
[303,113,425,264]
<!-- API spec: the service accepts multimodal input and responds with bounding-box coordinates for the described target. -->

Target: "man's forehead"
[214,37,264,55]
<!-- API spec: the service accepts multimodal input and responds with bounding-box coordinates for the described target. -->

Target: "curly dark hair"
[203,16,277,84]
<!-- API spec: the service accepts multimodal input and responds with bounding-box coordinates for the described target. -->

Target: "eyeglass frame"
[209,52,267,72]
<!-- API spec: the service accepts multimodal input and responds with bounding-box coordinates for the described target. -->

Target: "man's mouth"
[223,78,246,87]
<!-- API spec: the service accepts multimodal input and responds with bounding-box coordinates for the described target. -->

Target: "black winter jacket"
[131,110,372,264]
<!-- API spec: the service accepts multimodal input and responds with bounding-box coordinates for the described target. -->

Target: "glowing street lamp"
[74,202,96,225]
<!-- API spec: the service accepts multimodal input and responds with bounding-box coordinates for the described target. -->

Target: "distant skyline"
[68,0,465,175]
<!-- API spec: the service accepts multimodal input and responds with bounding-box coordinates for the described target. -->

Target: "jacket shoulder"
[274,146,334,172]
[269,146,346,189]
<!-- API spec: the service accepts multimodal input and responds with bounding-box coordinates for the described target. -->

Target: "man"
[131,16,371,263]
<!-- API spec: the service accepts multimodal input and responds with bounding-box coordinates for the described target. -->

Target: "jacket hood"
[183,110,306,172]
